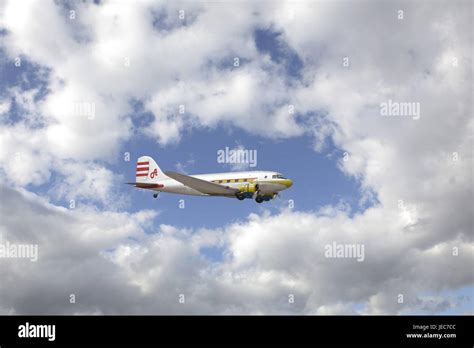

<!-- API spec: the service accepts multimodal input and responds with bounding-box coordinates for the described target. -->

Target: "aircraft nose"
[285,179,293,188]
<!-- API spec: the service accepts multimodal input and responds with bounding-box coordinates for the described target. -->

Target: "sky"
[0,0,472,315]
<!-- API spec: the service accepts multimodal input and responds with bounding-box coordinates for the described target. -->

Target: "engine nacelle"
[239,183,258,193]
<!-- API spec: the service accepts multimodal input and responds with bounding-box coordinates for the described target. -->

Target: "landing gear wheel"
[236,194,245,201]
[153,193,158,198]
[255,196,263,203]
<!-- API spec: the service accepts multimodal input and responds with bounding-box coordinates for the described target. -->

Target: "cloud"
[0,124,52,186]
[0,185,157,314]
[1,186,472,314]
[47,161,129,208]
[0,97,11,115]
[0,0,301,193]
[1,0,305,152]
[144,60,304,144]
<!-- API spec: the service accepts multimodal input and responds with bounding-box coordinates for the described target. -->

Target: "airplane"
[127,155,293,203]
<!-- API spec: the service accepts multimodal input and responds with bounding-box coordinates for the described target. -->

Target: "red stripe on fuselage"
[136,173,148,177]
[137,161,149,165]
[134,183,164,188]
[136,167,149,172]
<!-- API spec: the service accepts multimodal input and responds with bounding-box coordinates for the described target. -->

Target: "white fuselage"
[155,171,292,196]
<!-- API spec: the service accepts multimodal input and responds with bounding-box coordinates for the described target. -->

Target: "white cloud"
[0,186,157,314]
[47,161,129,208]
[0,124,52,186]
[0,187,471,314]
[0,98,11,116]
[145,62,304,144]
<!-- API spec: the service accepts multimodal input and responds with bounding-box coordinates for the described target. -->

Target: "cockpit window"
[272,175,277,178]
[276,174,286,179]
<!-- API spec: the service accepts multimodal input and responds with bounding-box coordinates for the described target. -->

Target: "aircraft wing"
[164,171,239,195]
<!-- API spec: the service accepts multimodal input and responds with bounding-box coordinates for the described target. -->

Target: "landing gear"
[255,196,264,203]
[236,193,245,201]
[153,193,159,198]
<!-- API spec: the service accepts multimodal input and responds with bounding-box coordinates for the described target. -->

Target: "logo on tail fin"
[150,168,158,179]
